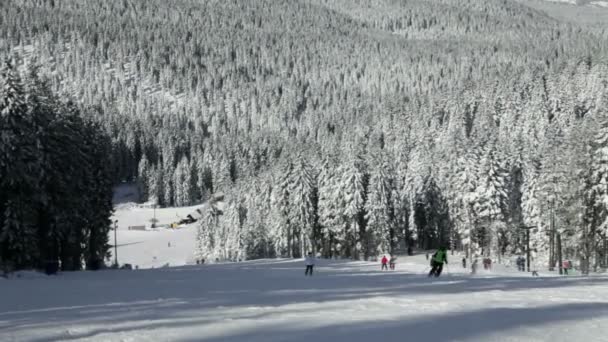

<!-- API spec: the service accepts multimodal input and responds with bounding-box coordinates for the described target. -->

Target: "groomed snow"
[2,255,608,342]
[109,205,201,268]
[109,183,210,268]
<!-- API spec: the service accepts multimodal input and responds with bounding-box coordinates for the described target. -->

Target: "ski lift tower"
[519,225,536,272]
[113,220,118,267]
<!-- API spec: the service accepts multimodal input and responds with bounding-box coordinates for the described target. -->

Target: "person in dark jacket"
[471,258,479,275]
[462,257,467,269]
[305,252,315,276]
[428,247,448,277]
[389,256,397,270]
[516,256,525,271]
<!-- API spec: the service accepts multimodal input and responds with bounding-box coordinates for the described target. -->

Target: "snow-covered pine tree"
[243,175,273,258]
[137,156,151,202]
[289,152,316,257]
[473,140,509,259]
[588,117,608,235]
[584,111,608,272]
[79,116,113,271]
[364,151,395,258]
[199,146,214,199]
[534,127,571,269]
[392,128,414,253]
[403,135,433,249]
[189,154,201,204]
[339,144,367,259]
[317,154,343,258]
[0,62,113,271]
[557,123,591,269]
[147,165,164,206]
[0,61,38,270]
[196,205,219,263]
[451,148,481,260]
[163,165,174,207]
[174,156,193,207]
[213,154,233,195]
[270,158,293,257]
[219,192,245,261]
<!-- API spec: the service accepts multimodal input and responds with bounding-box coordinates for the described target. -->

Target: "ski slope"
[2,255,608,342]
[110,204,201,269]
[109,183,221,269]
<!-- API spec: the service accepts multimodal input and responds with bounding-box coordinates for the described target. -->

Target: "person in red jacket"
[381,255,388,270]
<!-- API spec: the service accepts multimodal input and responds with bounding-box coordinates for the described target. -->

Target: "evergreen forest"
[1,0,608,272]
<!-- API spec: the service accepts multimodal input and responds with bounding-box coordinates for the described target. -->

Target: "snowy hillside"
[2,255,608,342]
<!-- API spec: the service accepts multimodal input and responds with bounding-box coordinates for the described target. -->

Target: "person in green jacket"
[428,246,448,277]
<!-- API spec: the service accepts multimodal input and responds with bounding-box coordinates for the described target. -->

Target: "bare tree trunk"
[301,228,305,259]
[595,240,601,272]
[549,211,555,271]
[287,224,293,258]
[582,223,590,275]
[526,229,531,272]
[604,237,608,268]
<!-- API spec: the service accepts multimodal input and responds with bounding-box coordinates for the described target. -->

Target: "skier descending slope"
[381,255,389,270]
[471,258,479,275]
[428,247,448,277]
[305,252,315,276]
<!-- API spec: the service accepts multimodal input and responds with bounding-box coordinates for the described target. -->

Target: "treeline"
[196,59,608,275]
[0,61,113,273]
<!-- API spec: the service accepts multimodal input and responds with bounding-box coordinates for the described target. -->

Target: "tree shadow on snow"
[24,302,608,342]
[192,302,608,342]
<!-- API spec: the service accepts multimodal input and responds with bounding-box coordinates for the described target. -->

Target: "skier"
[381,255,389,270]
[428,246,448,277]
[471,258,479,275]
[563,259,570,275]
[426,252,429,261]
[517,256,525,271]
[389,256,397,270]
[483,258,492,270]
[305,252,315,276]
[462,257,467,269]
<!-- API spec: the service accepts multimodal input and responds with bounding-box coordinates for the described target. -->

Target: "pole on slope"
[557,232,563,275]
[549,198,556,271]
[527,229,531,272]
[114,220,118,267]
[519,225,535,272]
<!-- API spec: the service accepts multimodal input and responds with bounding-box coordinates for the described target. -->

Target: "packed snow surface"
[109,183,209,268]
[2,255,608,342]
[109,204,201,268]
